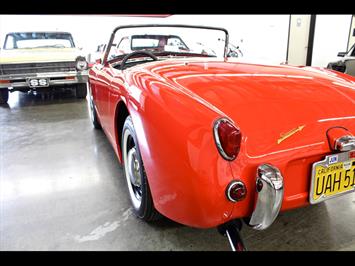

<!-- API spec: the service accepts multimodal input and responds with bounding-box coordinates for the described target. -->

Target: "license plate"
[309,150,355,204]
[27,78,49,88]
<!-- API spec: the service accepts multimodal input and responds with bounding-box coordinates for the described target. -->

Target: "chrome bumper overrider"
[247,164,284,230]
[335,135,355,152]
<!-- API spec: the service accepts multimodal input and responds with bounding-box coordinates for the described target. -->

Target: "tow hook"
[217,219,247,251]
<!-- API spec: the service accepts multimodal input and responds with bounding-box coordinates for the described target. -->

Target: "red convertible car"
[88,24,355,251]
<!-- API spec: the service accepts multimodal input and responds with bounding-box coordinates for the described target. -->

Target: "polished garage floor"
[1,91,355,251]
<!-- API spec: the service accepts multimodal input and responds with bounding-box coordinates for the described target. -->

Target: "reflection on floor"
[0,91,354,250]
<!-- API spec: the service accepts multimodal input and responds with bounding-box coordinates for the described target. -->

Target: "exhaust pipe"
[217,219,247,251]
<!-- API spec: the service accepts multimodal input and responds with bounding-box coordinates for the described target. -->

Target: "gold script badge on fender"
[277,125,306,144]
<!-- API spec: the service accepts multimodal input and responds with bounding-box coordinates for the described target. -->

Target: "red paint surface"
[89,57,355,228]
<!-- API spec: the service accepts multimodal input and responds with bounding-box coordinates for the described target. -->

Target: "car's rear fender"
[124,71,238,228]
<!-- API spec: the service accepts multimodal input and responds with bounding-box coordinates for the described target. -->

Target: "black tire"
[89,91,101,130]
[0,89,9,104]
[76,83,87,99]
[121,116,161,222]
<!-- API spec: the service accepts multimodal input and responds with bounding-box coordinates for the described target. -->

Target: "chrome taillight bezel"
[213,118,241,161]
[226,180,247,202]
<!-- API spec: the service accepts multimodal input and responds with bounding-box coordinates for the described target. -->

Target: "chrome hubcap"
[123,129,143,209]
[127,147,142,192]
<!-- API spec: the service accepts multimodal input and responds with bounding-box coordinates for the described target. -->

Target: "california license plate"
[309,150,355,204]
[27,78,49,88]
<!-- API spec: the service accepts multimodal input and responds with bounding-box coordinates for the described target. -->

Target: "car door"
[93,65,112,132]
[89,64,103,117]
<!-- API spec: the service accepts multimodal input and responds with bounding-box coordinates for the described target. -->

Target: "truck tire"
[0,89,9,104]
[76,83,87,99]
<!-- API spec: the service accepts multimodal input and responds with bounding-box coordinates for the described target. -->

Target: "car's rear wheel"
[76,83,87,99]
[122,116,161,222]
[0,89,9,104]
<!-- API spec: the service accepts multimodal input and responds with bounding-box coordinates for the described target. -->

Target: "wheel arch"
[114,99,130,163]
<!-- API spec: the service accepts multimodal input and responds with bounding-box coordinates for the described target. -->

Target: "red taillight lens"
[226,181,247,202]
[214,118,242,160]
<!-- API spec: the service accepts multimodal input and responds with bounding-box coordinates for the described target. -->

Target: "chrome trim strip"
[248,164,284,230]
[335,135,355,152]
[0,59,77,64]
[213,118,236,161]
[0,71,88,80]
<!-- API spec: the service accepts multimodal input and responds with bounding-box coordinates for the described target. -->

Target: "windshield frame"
[348,43,355,57]
[102,24,229,65]
[3,32,75,50]
[130,34,190,52]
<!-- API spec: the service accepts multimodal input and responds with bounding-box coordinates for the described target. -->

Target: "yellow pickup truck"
[0,31,89,104]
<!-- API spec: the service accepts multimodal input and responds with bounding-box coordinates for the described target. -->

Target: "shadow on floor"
[2,89,85,109]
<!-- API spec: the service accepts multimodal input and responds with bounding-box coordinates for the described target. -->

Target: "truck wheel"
[122,116,161,222]
[76,83,87,99]
[0,89,9,104]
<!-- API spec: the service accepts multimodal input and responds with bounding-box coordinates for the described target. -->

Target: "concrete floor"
[0,90,355,251]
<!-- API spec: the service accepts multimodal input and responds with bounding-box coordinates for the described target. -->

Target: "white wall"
[311,15,352,67]
[287,15,310,66]
[165,15,290,64]
[0,15,290,65]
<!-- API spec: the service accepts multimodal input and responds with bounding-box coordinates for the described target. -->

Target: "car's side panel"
[109,72,128,161]
[88,66,100,112]
[89,65,234,228]
[90,67,106,122]
[95,65,236,228]
[96,69,112,130]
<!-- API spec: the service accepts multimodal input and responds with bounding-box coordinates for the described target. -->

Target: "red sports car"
[88,24,355,251]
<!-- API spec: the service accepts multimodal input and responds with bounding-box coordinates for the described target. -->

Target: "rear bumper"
[0,71,88,89]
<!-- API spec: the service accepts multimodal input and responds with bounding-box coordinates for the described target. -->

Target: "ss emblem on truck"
[28,78,49,88]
